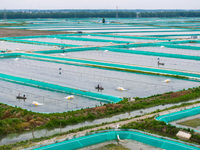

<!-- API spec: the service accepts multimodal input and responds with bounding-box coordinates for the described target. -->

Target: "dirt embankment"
[0,28,68,38]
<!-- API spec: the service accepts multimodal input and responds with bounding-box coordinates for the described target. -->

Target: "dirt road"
[0,28,68,38]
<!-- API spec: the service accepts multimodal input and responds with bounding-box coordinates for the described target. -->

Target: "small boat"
[158,62,164,65]
[16,96,26,100]
[95,86,104,90]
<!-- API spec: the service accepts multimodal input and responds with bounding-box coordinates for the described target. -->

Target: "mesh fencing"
[156,106,200,123]
[0,37,81,48]
[99,47,200,61]
[33,130,200,150]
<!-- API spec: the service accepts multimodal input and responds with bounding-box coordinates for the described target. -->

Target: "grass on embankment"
[178,118,200,128]
[0,86,200,137]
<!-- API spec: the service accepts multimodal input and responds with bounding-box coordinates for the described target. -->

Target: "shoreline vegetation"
[0,15,200,150]
[86,64,192,80]
[0,86,200,137]
[1,11,200,19]
[178,118,200,128]
[1,102,200,150]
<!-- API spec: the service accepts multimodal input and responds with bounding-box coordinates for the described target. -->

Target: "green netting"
[0,73,122,103]
[92,29,192,34]
[156,43,200,50]
[167,40,200,44]
[8,33,174,41]
[147,34,200,37]
[34,47,96,54]
[65,33,174,41]
[43,27,157,31]
[156,106,200,123]
[109,42,158,49]
[99,47,200,61]
[109,40,200,51]
[0,38,80,47]
[33,130,200,150]
[47,35,133,44]
[0,53,21,58]
[10,35,48,39]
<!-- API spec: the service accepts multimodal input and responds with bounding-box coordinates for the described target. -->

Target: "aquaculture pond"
[1,99,200,146]
[53,50,200,73]
[65,35,155,43]
[24,37,110,46]
[0,80,102,113]
[0,41,55,51]
[1,17,200,149]
[0,58,199,98]
[130,46,200,56]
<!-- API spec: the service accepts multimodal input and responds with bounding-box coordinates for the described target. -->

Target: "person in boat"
[97,84,100,88]
[23,94,26,98]
[59,68,62,74]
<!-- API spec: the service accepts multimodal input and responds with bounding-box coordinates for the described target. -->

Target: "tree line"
[1,12,136,19]
[1,11,200,19]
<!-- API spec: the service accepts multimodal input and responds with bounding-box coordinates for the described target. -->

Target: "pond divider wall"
[147,34,200,37]
[64,33,174,41]
[99,47,200,61]
[34,47,97,54]
[32,130,200,150]
[0,38,81,48]
[156,106,200,124]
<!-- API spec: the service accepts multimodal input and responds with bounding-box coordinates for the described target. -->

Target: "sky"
[1,0,200,10]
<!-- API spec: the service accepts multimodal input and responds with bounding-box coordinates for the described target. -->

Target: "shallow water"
[0,80,102,113]
[0,41,55,51]
[54,50,200,73]
[25,38,111,46]
[1,58,199,99]
[133,47,200,56]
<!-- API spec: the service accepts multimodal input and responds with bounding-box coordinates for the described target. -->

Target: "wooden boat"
[95,86,104,90]
[16,96,27,100]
